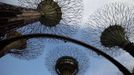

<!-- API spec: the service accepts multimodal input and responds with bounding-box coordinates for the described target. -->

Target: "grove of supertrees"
[0,0,134,75]
[0,0,83,60]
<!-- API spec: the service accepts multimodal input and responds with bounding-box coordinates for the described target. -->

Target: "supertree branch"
[18,0,43,9]
[0,33,132,75]
[0,2,41,34]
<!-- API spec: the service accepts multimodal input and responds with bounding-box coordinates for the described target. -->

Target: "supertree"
[132,68,134,75]
[45,44,90,75]
[17,0,83,43]
[0,2,41,36]
[55,56,78,75]
[0,0,83,41]
[80,2,134,57]
[0,31,44,60]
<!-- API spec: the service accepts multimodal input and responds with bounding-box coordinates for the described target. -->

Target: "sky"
[0,0,134,75]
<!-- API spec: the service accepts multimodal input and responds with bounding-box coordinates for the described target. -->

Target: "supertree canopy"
[0,31,44,60]
[45,44,90,75]
[80,2,134,57]
[17,0,83,39]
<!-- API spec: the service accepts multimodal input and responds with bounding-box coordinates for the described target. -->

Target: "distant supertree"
[45,44,90,75]
[81,2,134,57]
[55,56,79,75]
[17,0,83,40]
[0,31,44,60]
[132,68,134,75]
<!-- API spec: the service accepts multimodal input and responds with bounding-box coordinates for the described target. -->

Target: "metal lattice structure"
[0,0,134,75]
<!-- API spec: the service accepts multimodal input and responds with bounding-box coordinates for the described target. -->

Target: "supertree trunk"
[0,2,41,35]
[132,68,134,75]
[55,56,78,75]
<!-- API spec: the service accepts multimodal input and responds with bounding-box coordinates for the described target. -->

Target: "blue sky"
[0,0,134,75]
